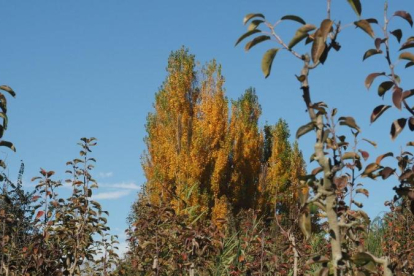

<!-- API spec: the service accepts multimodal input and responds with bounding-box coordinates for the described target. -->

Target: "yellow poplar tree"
[227,88,263,213]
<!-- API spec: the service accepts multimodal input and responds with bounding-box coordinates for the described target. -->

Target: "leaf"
[261,48,279,78]
[390,118,407,140]
[403,89,414,100]
[409,117,414,131]
[362,138,377,147]
[392,87,403,110]
[358,150,369,161]
[363,49,382,61]
[399,51,414,63]
[36,211,44,220]
[356,188,369,197]
[288,24,317,49]
[376,152,393,164]
[342,152,360,160]
[0,112,8,130]
[370,105,391,123]
[390,29,402,43]
[347,0,362,17]
[380,167,396,180]
[405,62,414,68]
[365,72,385,90]
[311,19,332,63]
[394,11,413,27]
[354,20,375,38]
[235,29,261,46]
[296,122,315,139]
[0,141,16,152]
[399,39,414,50]
[311,167,323,175]
[243,13,265,25]
[245,35,270,51]
[0,85,16,97]
[377,81,393,97]
[281,15,306,25]
[362,163,381,176]
[352,200,363,208]
[338,116,360,132]
[248,20,264,31]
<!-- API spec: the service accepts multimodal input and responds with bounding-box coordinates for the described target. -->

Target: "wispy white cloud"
[91,190,131,200]
[98,172,114,179]
[109,182,140,190]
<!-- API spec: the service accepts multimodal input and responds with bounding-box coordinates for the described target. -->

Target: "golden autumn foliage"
[142,48,306,223]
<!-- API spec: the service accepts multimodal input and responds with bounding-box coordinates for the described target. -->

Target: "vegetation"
[2,0,414,275]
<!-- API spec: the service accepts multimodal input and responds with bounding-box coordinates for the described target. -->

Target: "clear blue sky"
[1,0,414,255]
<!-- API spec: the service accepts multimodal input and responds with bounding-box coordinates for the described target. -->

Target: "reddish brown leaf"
[35,211,44,220]
[380,167,396,180]
[394,11,413,27]
[392,87,403,110]
[365,72,385,90]
[358,150,369,161]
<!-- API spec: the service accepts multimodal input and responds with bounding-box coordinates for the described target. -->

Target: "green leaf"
[370,105,391,124]
[365,72,385,90]
[0,85,16,98]
[377,81,393,97]
[235,29,261,46]
[347,0,362,17]
[405,61,414,68]
[399,51,414,63]
[338,116,360,132]
[296,122,315,139]
[354,20,375,38]
[247,20,264,31]
[352,252,374,266]
[394,11,413,27]
[390,29,402,43]
[1,141,18,152]
[288,24,316,49]
[362,138,377,147]
[261,48,280,78]
[390,118,407,140]
[363,49,382,61]
[245,35,270,51]
[0,112,8,130]
[243,13,265,25]
[281,15,306,25]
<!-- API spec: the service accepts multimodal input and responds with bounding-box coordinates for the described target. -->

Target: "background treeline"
[117,49,414,275]
[118,48,320,275]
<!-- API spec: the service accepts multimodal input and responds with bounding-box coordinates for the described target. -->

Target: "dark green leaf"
[245,35,270,51]
[288,24,316,49]
[296,122,315,139]
[408,117,414,131]
[405,61,414,68]
[363,49,382,61]
[377,81,393,97]
[235,29,261,46]
[261,48,280,78]
[390,29,402,43]
[0,112,8,130]
[281,15,306,25]
[347,0,362,17]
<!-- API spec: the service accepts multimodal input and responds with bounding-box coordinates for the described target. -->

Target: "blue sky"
[1,0,414,255]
